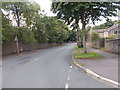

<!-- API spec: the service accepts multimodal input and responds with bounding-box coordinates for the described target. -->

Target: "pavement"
[2,43,112,88]
[75,47,119,85]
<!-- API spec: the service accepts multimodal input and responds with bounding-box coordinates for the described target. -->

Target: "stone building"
[87,24,120,49]
[88,24,120,39]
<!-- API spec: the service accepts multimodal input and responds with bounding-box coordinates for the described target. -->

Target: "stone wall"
[87,39,104,49]
[2,41,59,56]
[105,39,120,54]
[91,40,100,49]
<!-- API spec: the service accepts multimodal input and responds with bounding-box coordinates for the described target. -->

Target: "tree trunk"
[77,28,80,44]
[81,14,87,53]
[15,6,20,54]
[77,27,82,48]
[15,6,20,27]
[16,40,20,54]
[82,24,87,53]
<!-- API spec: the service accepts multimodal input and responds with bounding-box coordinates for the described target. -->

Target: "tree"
[86,26,91,32]
[40,16,68,44]
[2,2,40,54]
[31,15,69,44]
[114,20,120,25]
[2,1,70,48]
[91,32,100,41]
[92,19,114,29]
[2,12,16,42]
[51,2,120,53]
[2,2,40,27]
[18,27,36,43]
[66,30,77,42]
[32,16,48,43]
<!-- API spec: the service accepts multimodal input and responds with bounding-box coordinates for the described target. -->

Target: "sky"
[33,0,55,16]
[33,0,119,28]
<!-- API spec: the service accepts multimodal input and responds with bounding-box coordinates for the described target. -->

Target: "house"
[89,24,120,39]
[90,29,106,38]
[106,24,120,38]
[87,24,120,49]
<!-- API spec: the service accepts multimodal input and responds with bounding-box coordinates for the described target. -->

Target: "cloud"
[33,0,56,16]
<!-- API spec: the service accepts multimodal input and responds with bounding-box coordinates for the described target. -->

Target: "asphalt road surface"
[2,43,112,88]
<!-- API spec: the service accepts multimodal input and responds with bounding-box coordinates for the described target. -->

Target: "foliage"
[51,2,120,53]
[92,19,114,29]
[74,52,101,59]
[91,32,100,41]
[2,2,70,44]
[18,27,36,43]
[74,45,83,50]
[0,29,2,43]
[2,25,36,43]
[102,35,115,40]
[86,26,91,31]
[66,30,76,42]
[2,2,40,43]
[114,20,120,25]
[93,20,120,30]
[32,16,48,43]
[77,41,83,48]
[52,2,120,29]
[42,16,69,44]
[2,2,40,27]
[2,25,17,42]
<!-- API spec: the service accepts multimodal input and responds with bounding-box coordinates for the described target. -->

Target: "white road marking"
[67,76,70,81]
[65,65,73,89]
[70,65,72,69]
[65,83,69,89]
[34,59,38,61]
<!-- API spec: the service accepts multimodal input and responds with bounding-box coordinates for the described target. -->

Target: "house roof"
[90,24,120,33]
[91,29,106,33]
[106,24,120,31]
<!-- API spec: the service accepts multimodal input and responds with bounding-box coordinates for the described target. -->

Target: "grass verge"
[99,48,106,51]
[61,43,66,46]
[74,45,83,50]
[74,51,102,59]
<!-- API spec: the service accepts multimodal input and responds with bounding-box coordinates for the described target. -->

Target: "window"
[114,31,117,34]
[118,31,120,34]
[113,30,120,35]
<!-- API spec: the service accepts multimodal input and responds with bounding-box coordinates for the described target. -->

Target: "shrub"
[2,25,17,42]
[74,45,83,50]
[91,32,100,41]
[77,41,83,48]
[18,27,36,43]
[104,35,115,40]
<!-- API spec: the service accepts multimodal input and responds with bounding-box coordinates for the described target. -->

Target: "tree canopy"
[92,19,117,29]
[2,2,73,44]
[51,2,120,53]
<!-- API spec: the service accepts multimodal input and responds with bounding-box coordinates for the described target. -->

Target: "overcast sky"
[33,0,119,28]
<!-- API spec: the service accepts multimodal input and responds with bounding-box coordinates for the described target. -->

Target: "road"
[2,43,112,88]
